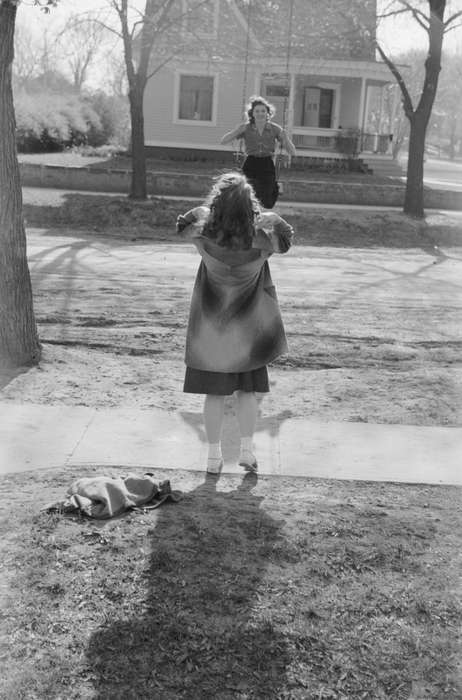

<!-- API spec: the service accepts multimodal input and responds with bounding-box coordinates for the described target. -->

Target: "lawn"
[17,149,403,186]
[1,466,461,699]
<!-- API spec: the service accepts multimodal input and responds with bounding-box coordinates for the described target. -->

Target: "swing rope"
[276,0,295,179]
[235,0,253,167]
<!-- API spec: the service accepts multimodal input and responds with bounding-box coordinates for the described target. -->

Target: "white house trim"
[172,70,219,126]
[146,140,229,151]
[262,58,392,83]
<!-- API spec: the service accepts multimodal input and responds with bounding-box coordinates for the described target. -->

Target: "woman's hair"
[202,172,261,250]
[246,95,275,123]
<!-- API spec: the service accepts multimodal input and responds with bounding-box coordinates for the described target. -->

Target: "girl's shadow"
[87,471,290,698]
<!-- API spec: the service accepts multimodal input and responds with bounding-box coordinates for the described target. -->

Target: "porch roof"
[261,58,393,83]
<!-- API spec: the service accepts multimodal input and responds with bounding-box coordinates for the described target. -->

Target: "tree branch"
[444,9,462,28]
[377,7,412,20]
[444,20,462,33]
[376,41,414,118]
[397,0,430,31]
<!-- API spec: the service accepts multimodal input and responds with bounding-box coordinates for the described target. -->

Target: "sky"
[17,0,462,60]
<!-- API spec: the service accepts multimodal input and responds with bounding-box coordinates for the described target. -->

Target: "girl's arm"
[254,213,294,254]
[220,123,246,145]
[176,206,209,233]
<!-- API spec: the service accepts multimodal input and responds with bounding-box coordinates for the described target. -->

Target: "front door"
[302,87,334,128]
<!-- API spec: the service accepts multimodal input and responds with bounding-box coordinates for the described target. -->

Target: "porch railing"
[291,127,392,156]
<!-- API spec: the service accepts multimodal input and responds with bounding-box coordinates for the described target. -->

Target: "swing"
[274,0,295,196]
[235,0,295,196]
[233,0,252,169]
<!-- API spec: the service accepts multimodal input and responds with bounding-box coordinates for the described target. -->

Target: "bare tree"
[377,0,462,217]
[91,0,214,199]
[55,13,108,92]
[12,22,43,89]
[433,50,462,158]
[0,0,55,368]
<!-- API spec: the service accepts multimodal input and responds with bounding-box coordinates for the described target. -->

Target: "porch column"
[287,72,296,135]
[358,76,366,152]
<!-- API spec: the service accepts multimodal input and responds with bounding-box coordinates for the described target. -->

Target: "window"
[178,74,215,122]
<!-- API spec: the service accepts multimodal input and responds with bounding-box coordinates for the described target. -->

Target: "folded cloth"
[43,473,183,519]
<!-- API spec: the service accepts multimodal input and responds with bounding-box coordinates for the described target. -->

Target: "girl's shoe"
[238,451,258,472]
[206,456,223,474]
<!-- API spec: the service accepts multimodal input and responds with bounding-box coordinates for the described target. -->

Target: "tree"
[377,0,462,217]
[55,13,107,92]
[433,50,462,157]
[0,0,56,368]
[92,0,213,200]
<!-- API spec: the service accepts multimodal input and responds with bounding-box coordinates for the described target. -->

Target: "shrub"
[15,91,103,152]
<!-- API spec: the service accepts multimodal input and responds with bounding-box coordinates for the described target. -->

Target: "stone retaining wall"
[19,161,462,211]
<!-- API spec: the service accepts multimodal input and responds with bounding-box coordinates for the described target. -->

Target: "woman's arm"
[220,123,246,145]
[281,130,297,157]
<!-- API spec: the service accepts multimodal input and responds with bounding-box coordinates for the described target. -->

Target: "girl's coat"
[178,206,293,373]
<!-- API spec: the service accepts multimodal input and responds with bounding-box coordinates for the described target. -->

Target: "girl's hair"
[202,172,261,250]
[246,95,275,123]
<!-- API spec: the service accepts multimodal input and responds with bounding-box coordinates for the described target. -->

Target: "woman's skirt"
[242,155,279,209]
[183,366,269,395]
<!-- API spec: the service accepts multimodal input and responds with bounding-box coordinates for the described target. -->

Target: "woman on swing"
[220,95,296,210]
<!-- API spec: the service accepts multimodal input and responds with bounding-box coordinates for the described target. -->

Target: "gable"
[233,0,377,61]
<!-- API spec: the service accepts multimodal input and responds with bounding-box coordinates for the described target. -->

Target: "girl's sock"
[240,437,253,454]
[208,442,222,459]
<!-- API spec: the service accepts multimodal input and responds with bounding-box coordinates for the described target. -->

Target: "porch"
[259,58,398,166]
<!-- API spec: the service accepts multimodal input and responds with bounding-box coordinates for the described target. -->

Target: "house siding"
[144,60,255,148]
[143,1,391,154]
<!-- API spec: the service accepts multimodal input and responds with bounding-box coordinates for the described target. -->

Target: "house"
[143,0,399,173]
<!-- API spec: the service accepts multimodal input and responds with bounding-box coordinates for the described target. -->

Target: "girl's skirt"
[242,155,279,209]
[183,366,269,395]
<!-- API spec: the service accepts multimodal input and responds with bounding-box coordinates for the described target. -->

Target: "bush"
[335,128,361,157]
[84,92,130,149]
[15,91,103,152]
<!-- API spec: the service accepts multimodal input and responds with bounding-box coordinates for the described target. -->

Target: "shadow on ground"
[23,192,462,249]
[86,471,290,698]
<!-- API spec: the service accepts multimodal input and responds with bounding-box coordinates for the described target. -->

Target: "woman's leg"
[236,390,258,470]
[203,394,225,473]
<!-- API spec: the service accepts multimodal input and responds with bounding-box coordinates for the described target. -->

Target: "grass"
[22,191,462,249]
[18,149,402,186]
[1,466,461,699]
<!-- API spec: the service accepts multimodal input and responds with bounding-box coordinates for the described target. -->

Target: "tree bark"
[0,3,41,368]
[404,114,427,217]
[403,0,445,217]
[128,81,147,200]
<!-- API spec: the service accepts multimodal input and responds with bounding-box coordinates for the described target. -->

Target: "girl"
[176,172,293,474]
[220,95,296,209]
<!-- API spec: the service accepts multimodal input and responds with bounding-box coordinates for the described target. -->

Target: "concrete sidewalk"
[1,402,460,485]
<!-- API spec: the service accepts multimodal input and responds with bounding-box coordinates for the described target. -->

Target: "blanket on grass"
[43,473,183,519]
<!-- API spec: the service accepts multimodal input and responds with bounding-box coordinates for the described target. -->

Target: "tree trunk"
[448,116,457,160]
[0,3,41,368]
[404,114,427,217]
[129,82,147,200]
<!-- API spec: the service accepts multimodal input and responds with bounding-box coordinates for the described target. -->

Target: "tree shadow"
[0,364,30,391]
[86,471,290,698]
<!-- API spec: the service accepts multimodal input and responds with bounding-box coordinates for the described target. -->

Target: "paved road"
[21,186,462,217]
[399,156,462,192]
